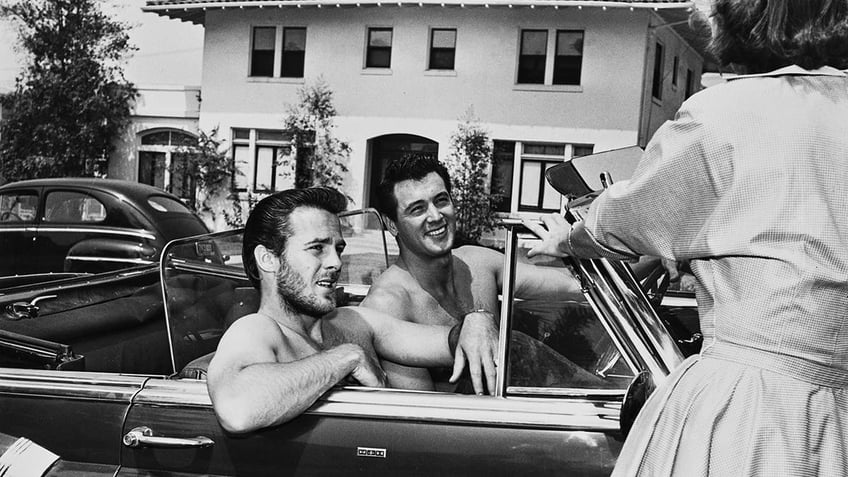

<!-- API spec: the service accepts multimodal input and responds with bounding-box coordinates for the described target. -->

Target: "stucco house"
[140,0,705,226]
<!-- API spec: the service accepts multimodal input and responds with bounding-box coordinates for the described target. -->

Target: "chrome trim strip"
[0,369,148,402]
[0,227,37,233]
[33,227,156,241]
[133,379,621,431]
[65,256,155,265]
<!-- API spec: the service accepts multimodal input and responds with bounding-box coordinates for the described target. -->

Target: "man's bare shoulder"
[454,245,504,269]
[360,265,414,319]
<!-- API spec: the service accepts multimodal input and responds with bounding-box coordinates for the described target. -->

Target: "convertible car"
[0,198,701,475]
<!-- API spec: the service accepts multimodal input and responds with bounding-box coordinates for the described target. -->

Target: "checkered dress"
[583,66,848,476]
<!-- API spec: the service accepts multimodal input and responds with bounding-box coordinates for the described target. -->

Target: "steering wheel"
[0,211,22,222]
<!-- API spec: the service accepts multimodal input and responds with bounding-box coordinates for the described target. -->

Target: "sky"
[0,0,204,92]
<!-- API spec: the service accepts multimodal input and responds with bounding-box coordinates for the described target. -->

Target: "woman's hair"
[242,187,348,289]
[708,0,848,73]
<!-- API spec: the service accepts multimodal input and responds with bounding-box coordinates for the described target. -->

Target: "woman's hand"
[523,213,574,258]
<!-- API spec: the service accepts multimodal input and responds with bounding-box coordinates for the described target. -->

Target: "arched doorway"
[366,134,439,210]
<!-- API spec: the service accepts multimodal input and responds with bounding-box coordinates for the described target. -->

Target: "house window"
[685,68,696,98]
[366,28,393,68]
[518,29,584,86]
[492,141,594,213]
[429,28,456,70]
[281,27,306,78]
[250,27,276,77]
[652,42,664,100]
[671,55,679,87]
[232,128,294,193]
[553,30,583,85]
[517,30,547,84]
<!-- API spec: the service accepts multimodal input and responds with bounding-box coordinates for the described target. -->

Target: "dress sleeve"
[572,97,732,261]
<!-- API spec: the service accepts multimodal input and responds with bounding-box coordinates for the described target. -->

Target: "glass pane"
[253,27,276,51]
[283,28,306,51]
[336,209,393,302]
[519,161,541,208]
[553,56,581,85]
[281,51,305,77]
[492,140,515,212]
[141,131,170,146]
[431,29,456,48]
[542,163,562,210]
[366,48,391,68]
[171,131,197,147]
[429,49,455,70]
[148,196,193,214]
[233,128,250,141]
[368,28,392,47]
[44,191,105,223]
[523,143,566,156]
[233,145,250,190]
[572,145,594,158]
[254,146,275,191]
[508,234,636,392]
[521,30,547,55]
[257,129,289,142]
[0,192,38,222]
[556,31,583,56]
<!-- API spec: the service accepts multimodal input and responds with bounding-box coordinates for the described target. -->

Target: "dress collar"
[727,65,846,81]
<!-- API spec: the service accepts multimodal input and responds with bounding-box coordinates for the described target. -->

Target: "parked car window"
[0,191,38,222]
[43,191,106,223]
[147,195,193,214]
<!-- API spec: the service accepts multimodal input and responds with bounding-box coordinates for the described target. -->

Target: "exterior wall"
[109,85,201,181]
[639,14,704,146]
[197,6,661,211]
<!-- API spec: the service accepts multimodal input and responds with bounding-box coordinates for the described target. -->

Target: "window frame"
[280,27,307,78]
[515,28,584,92]
[231,128,294,194]
[365,27,393,70]
[428,27,457,71]
[249,26,277,78]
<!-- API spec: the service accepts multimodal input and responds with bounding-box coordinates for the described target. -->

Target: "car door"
[0,187,41,276]
[116,216,676,476]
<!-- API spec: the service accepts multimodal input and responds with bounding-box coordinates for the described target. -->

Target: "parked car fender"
[64,237,157,273]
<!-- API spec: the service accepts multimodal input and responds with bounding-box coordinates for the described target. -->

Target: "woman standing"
[526,1,848,475]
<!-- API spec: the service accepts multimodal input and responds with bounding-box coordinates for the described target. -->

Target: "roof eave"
[142,0,694,25]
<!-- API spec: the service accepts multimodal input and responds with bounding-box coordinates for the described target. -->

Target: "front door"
[139,151,166,189]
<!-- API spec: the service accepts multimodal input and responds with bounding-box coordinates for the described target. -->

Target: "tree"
[444,108,498,245]
[0,0,137,181]
[282,78,351,193]
[171,127,235,213]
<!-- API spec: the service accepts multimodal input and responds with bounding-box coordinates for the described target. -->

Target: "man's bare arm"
[359,285,436,391]
[206,315,385,433]
[513,260,584,301]
[334,307,499,395]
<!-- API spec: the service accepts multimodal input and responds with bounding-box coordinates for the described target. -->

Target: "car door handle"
[122,426,214,449]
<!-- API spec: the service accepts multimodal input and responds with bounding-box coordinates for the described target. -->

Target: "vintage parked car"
[0,178,210,279]
[0,196,702,475]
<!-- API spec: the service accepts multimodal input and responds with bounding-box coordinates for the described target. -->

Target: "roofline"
[143,0,694,18]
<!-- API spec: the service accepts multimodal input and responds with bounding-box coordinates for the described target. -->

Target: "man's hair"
[242,187,348,289]
[375,155,452,222]
[708,0,848,73]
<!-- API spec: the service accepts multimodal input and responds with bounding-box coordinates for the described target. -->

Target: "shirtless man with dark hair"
[361,156,584,391]
[207,187,498,433]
